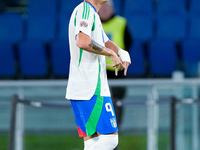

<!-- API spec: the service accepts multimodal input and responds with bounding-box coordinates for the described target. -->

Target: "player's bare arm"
[76,32,112,56]
[76,32,125,75]
[105,40,131,76]
[105,40,119,54]
[89,40,104,52]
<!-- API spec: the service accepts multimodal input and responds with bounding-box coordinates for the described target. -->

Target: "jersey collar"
[84,1,97,13]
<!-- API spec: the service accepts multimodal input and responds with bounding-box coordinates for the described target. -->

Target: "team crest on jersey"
[80,21,88,27]
[110,118,117,128]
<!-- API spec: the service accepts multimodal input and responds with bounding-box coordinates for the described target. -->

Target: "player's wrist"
[105,48,115,57]
[118,49,131,64]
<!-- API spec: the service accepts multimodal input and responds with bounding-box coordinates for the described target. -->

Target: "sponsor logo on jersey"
[80,21,88,27]
[110,118,117,128]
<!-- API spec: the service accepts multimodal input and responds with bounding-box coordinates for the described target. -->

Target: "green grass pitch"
[0,134,169,150]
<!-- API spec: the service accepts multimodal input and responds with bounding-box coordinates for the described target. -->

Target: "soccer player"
[65,0,131,150]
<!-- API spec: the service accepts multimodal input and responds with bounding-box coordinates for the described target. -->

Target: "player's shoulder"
[70,2,84,18]
[74,2,96,21]
[74,2,92,12]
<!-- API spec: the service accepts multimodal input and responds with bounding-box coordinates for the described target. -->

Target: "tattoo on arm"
[89,40,104,52]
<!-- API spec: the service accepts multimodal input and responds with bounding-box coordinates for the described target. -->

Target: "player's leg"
[70,96,106,149]
[88,132,118,150]
[84,134,99,150]
[88,96,119,150]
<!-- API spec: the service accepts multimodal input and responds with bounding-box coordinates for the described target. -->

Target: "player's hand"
[118,49,131,76]
[107,51,125,76]
[122,61,130,76]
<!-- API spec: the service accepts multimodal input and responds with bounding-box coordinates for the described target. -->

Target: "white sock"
[84,137,99,150]
[89,135,118,150]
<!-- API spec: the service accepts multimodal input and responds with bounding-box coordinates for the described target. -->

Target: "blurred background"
[1,0,200,79]
[0,0,200,150]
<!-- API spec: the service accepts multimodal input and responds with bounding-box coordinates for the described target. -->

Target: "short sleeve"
[75,3,93,37]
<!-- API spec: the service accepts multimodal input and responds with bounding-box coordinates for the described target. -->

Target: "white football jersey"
[66,1,111,100]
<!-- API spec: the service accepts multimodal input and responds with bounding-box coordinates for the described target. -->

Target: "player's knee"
[88,134,118,150]
[99,134,118,150]
[84,137,99,150]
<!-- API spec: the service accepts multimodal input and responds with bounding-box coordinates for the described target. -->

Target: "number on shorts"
[105,103,114,116]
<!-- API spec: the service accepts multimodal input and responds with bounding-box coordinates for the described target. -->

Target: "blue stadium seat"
[188,15,200,39]
[124,0,153,16]
[126,13,154,41]
[0,12,23,42]
[156,13,187,41]
[58,14,70,40]
[27,0,57,17]
[26,15,56,42]
[112,0,121,15]
[0,42,16,78]
[50,40,70,78]
[18,41,48,78]
[156,0,186,14]
[149,39,177,76]
[182,39,200,77]
[190,0,200,14]
[59,0,80,16]
[58,0,81,40]
[127,41,146,77]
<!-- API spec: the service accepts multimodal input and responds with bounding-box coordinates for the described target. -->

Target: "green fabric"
[102,16,127,71]
[92,14,95,31]
[82,2,90,20]
[94,61,101,95]
[78,49,83,67]
[86,61,102,136]
[86,95,103,136]
[74,10,78,26]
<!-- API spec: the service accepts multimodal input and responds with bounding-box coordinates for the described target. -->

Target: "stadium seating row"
[0,40,70,79]
[123,0,200,15]
[26,0,200,17]
[2,0,200,43]
[1,12,200,43]
[128,39,200,78]
[0,0,200,79]
[0,39,199,79]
